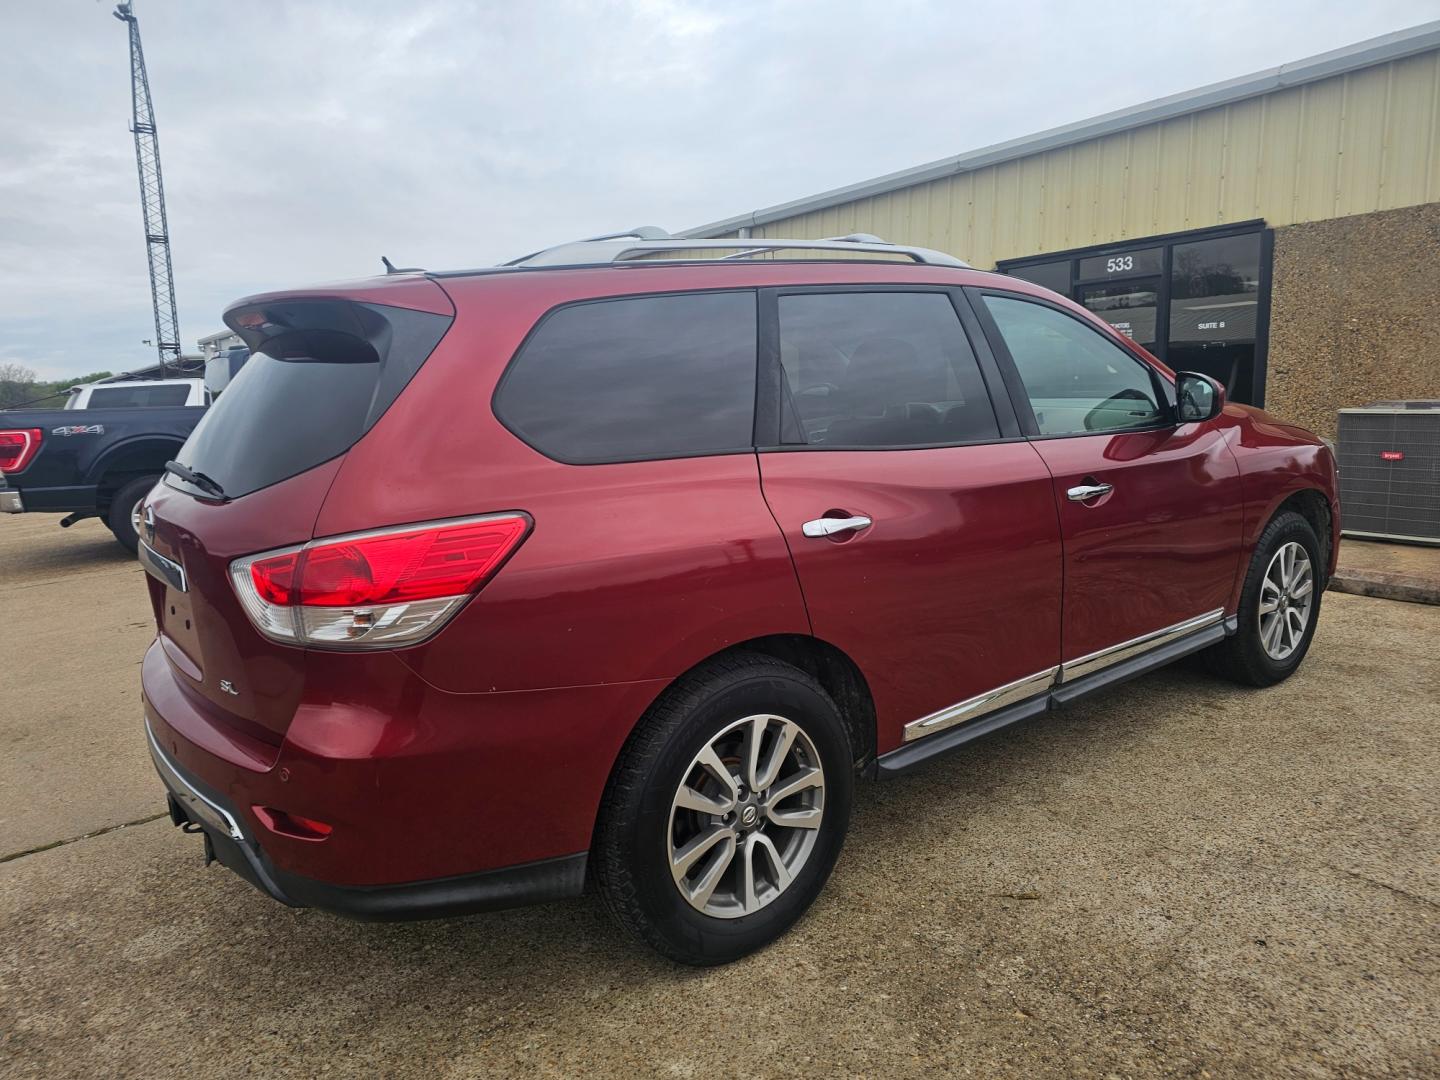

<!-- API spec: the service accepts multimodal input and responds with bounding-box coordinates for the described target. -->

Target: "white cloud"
[2,0,1435,377]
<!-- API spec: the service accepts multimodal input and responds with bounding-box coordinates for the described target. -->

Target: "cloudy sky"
[1,0,1434,380]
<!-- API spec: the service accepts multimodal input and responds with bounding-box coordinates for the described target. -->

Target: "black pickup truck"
[0,405,206,552]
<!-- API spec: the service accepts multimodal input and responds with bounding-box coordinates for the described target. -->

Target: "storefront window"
[1169,234,1261,345]
[1006,260,1069,295]
[1077,282,1158,347]
[1168,233,1262,400]
[999,227,1268,406]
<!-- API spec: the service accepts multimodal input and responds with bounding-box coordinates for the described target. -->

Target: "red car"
[140,230,1339,965]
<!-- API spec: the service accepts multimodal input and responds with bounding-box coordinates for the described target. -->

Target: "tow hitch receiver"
[167,792,218,864]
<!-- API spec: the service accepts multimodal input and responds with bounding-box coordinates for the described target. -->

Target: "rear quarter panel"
[314,271,813,695]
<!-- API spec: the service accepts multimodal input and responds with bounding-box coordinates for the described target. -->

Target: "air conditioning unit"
[1337,401,1440,544]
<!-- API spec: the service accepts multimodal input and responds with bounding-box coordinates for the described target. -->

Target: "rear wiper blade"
[164,460,228,501]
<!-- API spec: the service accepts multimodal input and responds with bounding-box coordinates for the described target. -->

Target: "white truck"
[63,377,209,410]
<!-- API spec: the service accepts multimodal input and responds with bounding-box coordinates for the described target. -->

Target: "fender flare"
[1229,482,1337,612]
[84,434,186,488]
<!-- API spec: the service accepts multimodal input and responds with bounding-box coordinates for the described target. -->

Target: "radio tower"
[114,2,180,375]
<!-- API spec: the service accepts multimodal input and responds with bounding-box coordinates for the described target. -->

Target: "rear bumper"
[0,476,98,514]
[140,637,665,913]
[147,714,587,920]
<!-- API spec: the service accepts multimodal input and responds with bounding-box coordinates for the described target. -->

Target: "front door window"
[981,294,1166,436]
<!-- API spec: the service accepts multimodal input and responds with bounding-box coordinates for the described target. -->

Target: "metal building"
[687,22,1440,437]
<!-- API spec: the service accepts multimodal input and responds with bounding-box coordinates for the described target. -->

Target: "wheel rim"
[1258,541,1315,661]
[667,714,825,919]
[129,498,144,537]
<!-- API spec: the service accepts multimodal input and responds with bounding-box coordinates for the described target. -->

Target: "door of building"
[998,225,1271,407]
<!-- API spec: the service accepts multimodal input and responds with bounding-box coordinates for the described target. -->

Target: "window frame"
[965,287,1178,441]
[754,283,1023,454]
[489,287,763,466]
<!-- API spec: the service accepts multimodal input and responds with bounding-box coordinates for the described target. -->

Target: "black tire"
[105,476,157,555]
[1205,510,1324,687]
[593,653,854,966]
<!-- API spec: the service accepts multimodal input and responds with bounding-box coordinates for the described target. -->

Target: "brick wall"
[1267,203,1440,439]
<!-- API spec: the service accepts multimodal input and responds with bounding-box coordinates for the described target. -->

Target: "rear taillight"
[230,514,531,648]
[0,429,42,473]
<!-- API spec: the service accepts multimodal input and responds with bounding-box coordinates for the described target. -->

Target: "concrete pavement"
[1333,537,1440,606]
[1,512,1437,1078]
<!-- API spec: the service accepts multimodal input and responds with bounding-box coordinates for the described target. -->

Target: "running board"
[875,614,1236,778]
[876,695,1050,775]
[1050,617,1227,705]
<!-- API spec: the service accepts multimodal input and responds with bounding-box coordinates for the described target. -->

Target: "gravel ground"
[1,512,1437,1078]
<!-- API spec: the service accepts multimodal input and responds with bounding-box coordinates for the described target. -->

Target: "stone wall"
[1266,203,1440,439]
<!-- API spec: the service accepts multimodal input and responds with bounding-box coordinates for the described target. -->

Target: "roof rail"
[503,227,968,269]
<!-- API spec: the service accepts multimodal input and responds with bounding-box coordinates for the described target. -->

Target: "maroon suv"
[140,230,1339,965]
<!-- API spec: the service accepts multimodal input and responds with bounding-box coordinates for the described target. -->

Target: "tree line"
[0,363,114,410]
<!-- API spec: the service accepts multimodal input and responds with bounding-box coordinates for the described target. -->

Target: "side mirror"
[1175,371,1225,423]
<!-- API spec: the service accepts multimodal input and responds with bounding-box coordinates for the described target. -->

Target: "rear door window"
[777,291,999,447]
[494,291,757,464]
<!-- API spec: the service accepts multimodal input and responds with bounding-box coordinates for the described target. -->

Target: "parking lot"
[1,512,1436,1078]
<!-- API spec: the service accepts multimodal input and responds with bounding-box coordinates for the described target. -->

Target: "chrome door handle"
[1067,483,1113,502]
[802,515,872,538]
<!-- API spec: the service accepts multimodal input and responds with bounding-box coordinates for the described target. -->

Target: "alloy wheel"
[1258,541,1314,661]
[130,498,144,538]
[667,714,825,919]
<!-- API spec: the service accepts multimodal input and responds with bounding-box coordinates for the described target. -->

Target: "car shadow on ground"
[0,520,134,585]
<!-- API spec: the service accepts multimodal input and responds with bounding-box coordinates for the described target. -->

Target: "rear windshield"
[87,384,192,408]
[173,300,450,499]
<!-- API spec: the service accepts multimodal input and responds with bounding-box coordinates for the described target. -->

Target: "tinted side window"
[141,384,193,406]
[982,295,1165,436]
[495,292,757,464]
[777,292,999,448]
[87,384,192,408]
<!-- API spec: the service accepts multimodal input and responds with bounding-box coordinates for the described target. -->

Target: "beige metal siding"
[737,51,1440,267]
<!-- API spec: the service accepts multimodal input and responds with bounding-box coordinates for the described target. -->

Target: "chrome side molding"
[1060,608,1225,683]
[903,667,1058,743]
[901,609,1228,746]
